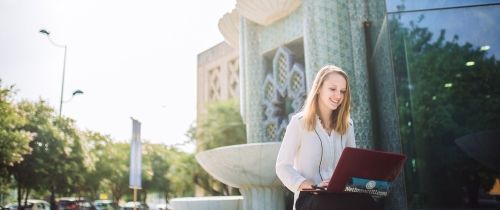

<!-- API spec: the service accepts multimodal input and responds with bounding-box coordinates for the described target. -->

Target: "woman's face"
[317,72,347,112]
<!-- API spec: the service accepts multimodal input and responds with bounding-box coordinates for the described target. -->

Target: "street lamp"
[65,89,84,103]
[40,30,84,210]
[39,29,82,116]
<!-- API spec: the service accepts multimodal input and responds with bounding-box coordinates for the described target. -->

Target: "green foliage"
[195,99,246,150]
[141,143,165,201]
[81,131,115,199]
[164,147,196,199]
[0,84,246,202]
[9,100,59,202]
[0,82,32,169]
[189,99,246,196]
[52,117,88,196]
[5,99,88,207]
[99,142,130,202]
[97,142,195,202]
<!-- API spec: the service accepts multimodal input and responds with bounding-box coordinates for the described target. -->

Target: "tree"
[138,142,154,202]
[0,81,32,172]
[165,149,196,198]
[189,99,246,195]
[141,143,171,202]
[8,100,87,210]
[100,142,130,202]
[8,100,58,208]
[80,131,115,199]
[195,99,246,150]
[52,117,88,197]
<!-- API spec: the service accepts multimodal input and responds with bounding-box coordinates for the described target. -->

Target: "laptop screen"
[327,147,407,193]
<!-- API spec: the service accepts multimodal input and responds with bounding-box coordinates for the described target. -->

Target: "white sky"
[0,0,236,153]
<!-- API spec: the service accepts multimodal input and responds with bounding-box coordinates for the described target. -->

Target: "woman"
[276,65,378,210]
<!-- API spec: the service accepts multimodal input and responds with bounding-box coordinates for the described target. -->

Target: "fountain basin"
[195,142,282,188]
[195,142,284,210]
[170,196,243,210]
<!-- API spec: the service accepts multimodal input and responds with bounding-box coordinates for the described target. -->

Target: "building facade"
[203,0,500,209]
[196,42,240,120]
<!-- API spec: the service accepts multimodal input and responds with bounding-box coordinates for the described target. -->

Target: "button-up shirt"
[275,112,356,207]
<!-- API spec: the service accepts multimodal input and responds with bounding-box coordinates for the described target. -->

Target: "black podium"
[296,191,384,210]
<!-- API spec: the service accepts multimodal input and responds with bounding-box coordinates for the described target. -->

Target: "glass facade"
[387,1,500,209]
[386,0,500,13]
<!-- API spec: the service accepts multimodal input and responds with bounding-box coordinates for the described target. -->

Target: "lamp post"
[39,29,82,116]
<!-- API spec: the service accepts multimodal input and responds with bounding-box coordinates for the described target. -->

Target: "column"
[240,18,266,143]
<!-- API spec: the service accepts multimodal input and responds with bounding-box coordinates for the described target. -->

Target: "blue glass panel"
[388,4,500,209]
[386,0,500,13]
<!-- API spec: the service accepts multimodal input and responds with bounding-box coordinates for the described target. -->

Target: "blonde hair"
[302,65,352,134]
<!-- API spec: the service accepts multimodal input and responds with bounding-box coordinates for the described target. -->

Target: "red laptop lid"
[327,147,407,192]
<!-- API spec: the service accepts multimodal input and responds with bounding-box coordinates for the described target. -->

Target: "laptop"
[303,147,406,194]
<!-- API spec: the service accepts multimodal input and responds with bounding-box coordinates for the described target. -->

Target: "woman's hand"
[318,179,330,187]
[298,180,316,190]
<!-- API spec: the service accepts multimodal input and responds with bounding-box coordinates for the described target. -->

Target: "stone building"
[196,42,239,120]
[194,0,500,209]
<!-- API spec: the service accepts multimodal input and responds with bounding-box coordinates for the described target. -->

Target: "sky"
[0,0,236,152]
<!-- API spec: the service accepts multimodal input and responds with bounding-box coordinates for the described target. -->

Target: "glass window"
[386,0,500,13]
[388,3,500,209]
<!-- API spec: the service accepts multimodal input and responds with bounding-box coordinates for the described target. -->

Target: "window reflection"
[388,3,500,209]
[386,0,500,13]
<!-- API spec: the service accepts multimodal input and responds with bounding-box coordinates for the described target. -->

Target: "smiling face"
[317,72,347,113]
[302,65,352,132]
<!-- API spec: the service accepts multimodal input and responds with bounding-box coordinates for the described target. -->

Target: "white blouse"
[275,112,356,206]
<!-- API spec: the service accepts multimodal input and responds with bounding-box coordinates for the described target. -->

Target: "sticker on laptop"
[344,177,391,197]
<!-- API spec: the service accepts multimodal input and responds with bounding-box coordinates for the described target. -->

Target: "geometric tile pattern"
[263,47,306,142]
[239,0,407,208]
[259,6,304,52]
[240,18,266,143]
[303,0,374,149]
[208,66,221,101]
[228,58,240,98]
[238,0,407,208]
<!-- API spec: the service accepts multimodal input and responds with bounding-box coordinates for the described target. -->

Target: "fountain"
[171,1,308,209]
[184,45,306,210]
[172,45,305,210]
[195,142,284,210]
[170,142,284,210]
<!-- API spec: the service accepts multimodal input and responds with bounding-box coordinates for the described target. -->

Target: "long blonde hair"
[302,65,352,134]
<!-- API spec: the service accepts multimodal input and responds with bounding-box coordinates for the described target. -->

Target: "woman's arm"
[275,116,308,191]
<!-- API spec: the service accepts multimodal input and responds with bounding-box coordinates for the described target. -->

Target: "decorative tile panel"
[241,18,266,143]
[263,47,306,142]
[228,59,240,98]
[259,6,304,53]
[208,66,221,101]
[273,47,295,96]
[237,0,409,207]
[303,0,374,149]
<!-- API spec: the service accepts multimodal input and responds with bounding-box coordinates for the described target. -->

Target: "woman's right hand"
[318,179,330,187]
[298,180,315,190]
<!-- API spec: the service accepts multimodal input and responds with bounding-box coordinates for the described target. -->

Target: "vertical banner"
[129,118,142,189]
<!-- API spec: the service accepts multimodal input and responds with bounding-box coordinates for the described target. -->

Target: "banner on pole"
[129,117,142,189]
